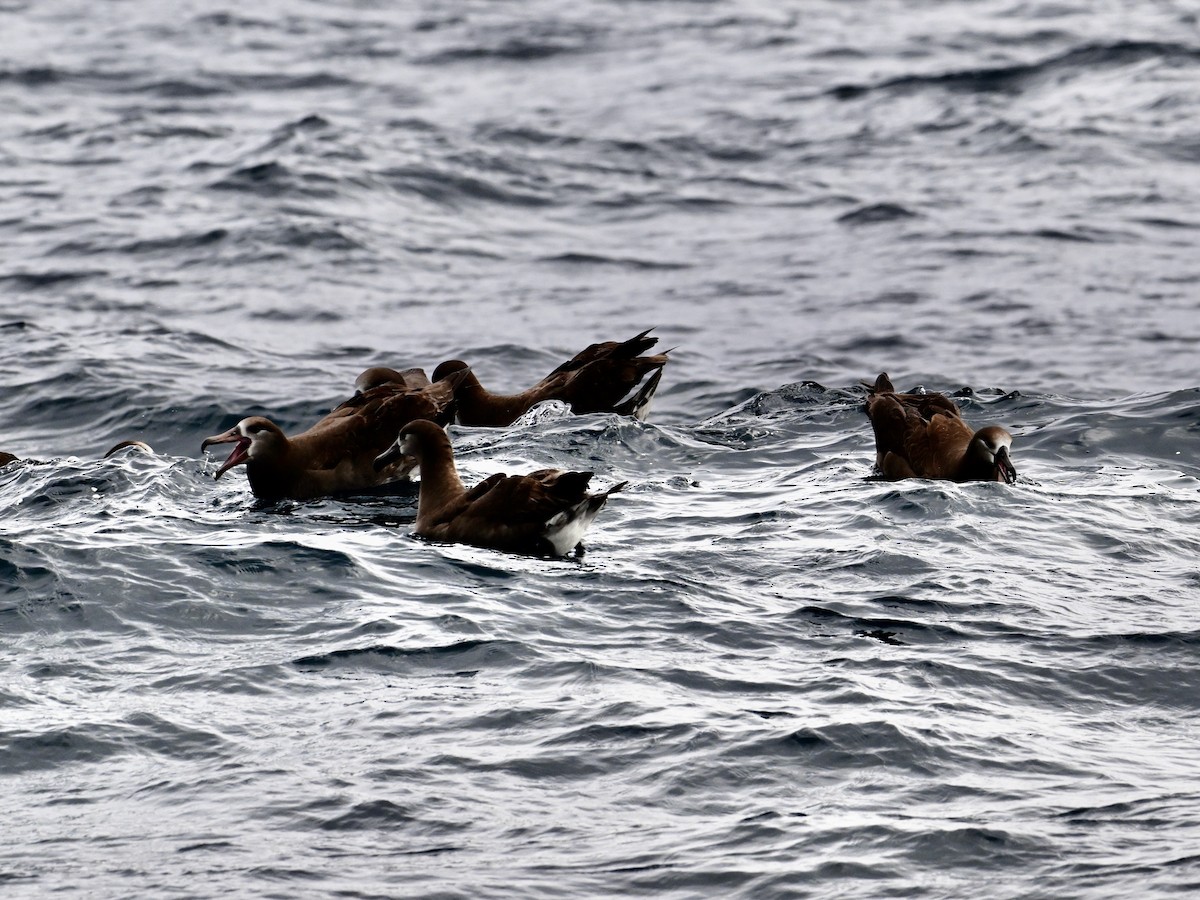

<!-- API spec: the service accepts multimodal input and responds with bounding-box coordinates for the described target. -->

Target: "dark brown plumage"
[373,418,627,557]
[353,366,432,395]
[430,329,669,427]
[200,369,469,502]
[0,451,17,466]
[864,373,1017,483]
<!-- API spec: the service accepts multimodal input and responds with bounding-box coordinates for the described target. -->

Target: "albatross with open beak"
[201,369,470,502]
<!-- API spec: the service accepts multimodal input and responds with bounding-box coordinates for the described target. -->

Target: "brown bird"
[373,418,627,557]
[201,370,469,502]
[352,366,432,395]
[864,373,1017,483]
[430,329,669,427]
[0,451,17,466]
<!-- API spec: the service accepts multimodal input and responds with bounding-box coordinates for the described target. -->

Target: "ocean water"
[2,1,1200,897]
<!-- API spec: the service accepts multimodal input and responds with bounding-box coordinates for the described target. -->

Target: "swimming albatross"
[201,370,469,502]
[864,373,1017,483]
[373,418,627,557]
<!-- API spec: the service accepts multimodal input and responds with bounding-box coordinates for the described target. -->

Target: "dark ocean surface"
[2,1,1199,897]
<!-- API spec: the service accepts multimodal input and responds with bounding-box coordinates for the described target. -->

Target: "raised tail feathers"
[613,367,664,421]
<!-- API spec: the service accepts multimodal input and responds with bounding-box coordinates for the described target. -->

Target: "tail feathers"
[862,372,894,394]
[595,480,629,502]
[548,329,658,377]
[548,470,594,500]
[613,367,664,420]
[542,480,628,556]
[614,328,658,359]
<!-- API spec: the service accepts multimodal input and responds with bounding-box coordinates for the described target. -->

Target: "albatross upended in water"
[201,370,469,502]
[864,373,1017,483]
[373,418,627,557]
[430,328,669,427]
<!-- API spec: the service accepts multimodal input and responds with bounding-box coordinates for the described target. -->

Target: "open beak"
[995,446,1017,484]
[201,428,250,479]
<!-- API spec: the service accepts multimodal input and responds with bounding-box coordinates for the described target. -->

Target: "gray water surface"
[2,2,1199,897]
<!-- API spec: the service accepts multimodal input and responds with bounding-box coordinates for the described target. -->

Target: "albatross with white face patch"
[200,369,471,502]
[864,373,1018,483]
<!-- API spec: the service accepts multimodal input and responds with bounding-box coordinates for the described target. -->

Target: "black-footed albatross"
[201,369,470,502]
[430,328,669,427]
[864,373,1017,483]
[373,418,627,557]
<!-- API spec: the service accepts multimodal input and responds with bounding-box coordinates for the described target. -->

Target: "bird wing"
[895,392,964,424]
[544,329,656,376]
[294,380,462,470]
[901,410,972,478]
[460,470,593,525]
[538,331,667,414]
